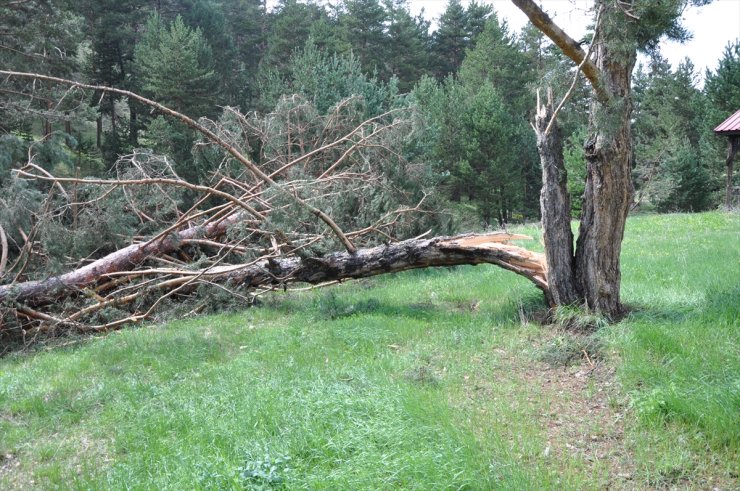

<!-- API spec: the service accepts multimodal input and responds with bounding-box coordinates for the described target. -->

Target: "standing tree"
[384,0,433,92]
[431,0,491,78]
[512,0,710,318]
[632,56,712,211]
[340,0,389,78]
[0,0,84,136]
[134,13,218,181]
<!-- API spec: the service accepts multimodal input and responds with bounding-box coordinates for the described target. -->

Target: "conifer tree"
[341,0,389,77]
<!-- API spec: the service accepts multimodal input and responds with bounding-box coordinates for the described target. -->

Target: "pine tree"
[0,0,84,134]
[135,14,217,117]
[632,55,713,211]
[219,0,267,109]
[431,0,492,78]
[134,13,218,182]
[341,0,390,78]
[431,0,468,78]
[705,41,740,113]
[384,0,433,92]
[704,40,740,208]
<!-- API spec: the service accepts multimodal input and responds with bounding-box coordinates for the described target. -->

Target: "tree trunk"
[513,0,637,319]
[535,89,579,306]
[64,111,72,135]
[129,100,138,146]
[726,136,738,209]
[0,212,246,305]
[574,38,636,318]
[0,231,549,310]
[96,115,102,148]
[225,234,547,294]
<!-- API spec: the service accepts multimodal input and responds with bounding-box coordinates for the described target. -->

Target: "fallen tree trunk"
[1,232,548,328]
[0,212,246,305]
[0,70,549,339]
[183,233,547,294]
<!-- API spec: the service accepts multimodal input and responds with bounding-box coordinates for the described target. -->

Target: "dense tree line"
[0,0,738,292]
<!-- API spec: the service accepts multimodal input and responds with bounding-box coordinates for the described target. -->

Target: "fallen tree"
[2,231,547,332]
[0,70,550,343]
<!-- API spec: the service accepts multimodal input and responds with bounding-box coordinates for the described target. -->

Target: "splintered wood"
[439,232,548,288]
[1,230,553,334]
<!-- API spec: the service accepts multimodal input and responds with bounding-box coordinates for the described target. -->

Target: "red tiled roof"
[714,109,740,134]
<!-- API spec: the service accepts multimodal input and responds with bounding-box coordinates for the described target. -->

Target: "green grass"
[1,212,738,489]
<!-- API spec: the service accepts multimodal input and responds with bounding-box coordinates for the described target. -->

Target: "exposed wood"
[0,223,7,280]
[0,70,553,336]
[513,0,638,319]
[219,233,547,295]
[1,232,547,310]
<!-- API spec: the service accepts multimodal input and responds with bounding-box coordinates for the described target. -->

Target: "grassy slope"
[0,212,737,489]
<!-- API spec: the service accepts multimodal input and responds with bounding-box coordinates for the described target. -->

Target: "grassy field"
[0,212,738,489]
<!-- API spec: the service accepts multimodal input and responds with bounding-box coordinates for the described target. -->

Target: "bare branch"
[0,70,357,253]
[511,0,610,103]
[13,168,266,221]
[0,223,7,279]
[544,4,604,135]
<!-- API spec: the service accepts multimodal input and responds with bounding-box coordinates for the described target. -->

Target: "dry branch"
[0,223,8,280]
[0,70,554,340]
[511,0,610,104]
[0,70,356,253]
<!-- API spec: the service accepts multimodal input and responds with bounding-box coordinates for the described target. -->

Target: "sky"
[408,0,740,81]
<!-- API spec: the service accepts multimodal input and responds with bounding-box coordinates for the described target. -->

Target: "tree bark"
[96,115,102,148]
[224,234,547,295]
[0,232,548,309]
[514,0,637,319]
[574,29,635,319]
[535,89,579,306]
[0,212,245,305]
[129,99,138,146]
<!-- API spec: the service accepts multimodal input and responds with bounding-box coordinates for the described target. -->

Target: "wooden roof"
[714,109,740,135]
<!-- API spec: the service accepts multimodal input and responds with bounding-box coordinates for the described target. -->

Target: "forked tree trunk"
[514,0,637,319]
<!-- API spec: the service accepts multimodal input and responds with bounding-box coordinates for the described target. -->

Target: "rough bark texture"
[514,0,638,319]
[0,213,245,305]
[535,92,580,306]
[224,234,548,295]
[0,232,548,309]
[574,20,636,318]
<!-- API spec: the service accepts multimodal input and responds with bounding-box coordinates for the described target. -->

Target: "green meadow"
[1,212,738,489]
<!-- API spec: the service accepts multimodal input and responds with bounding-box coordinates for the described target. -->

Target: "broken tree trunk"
[513,0,640,319]
[0,232,548,322]
[0,212,245,305]
[534,89,580,306]
[226,233,547,295]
